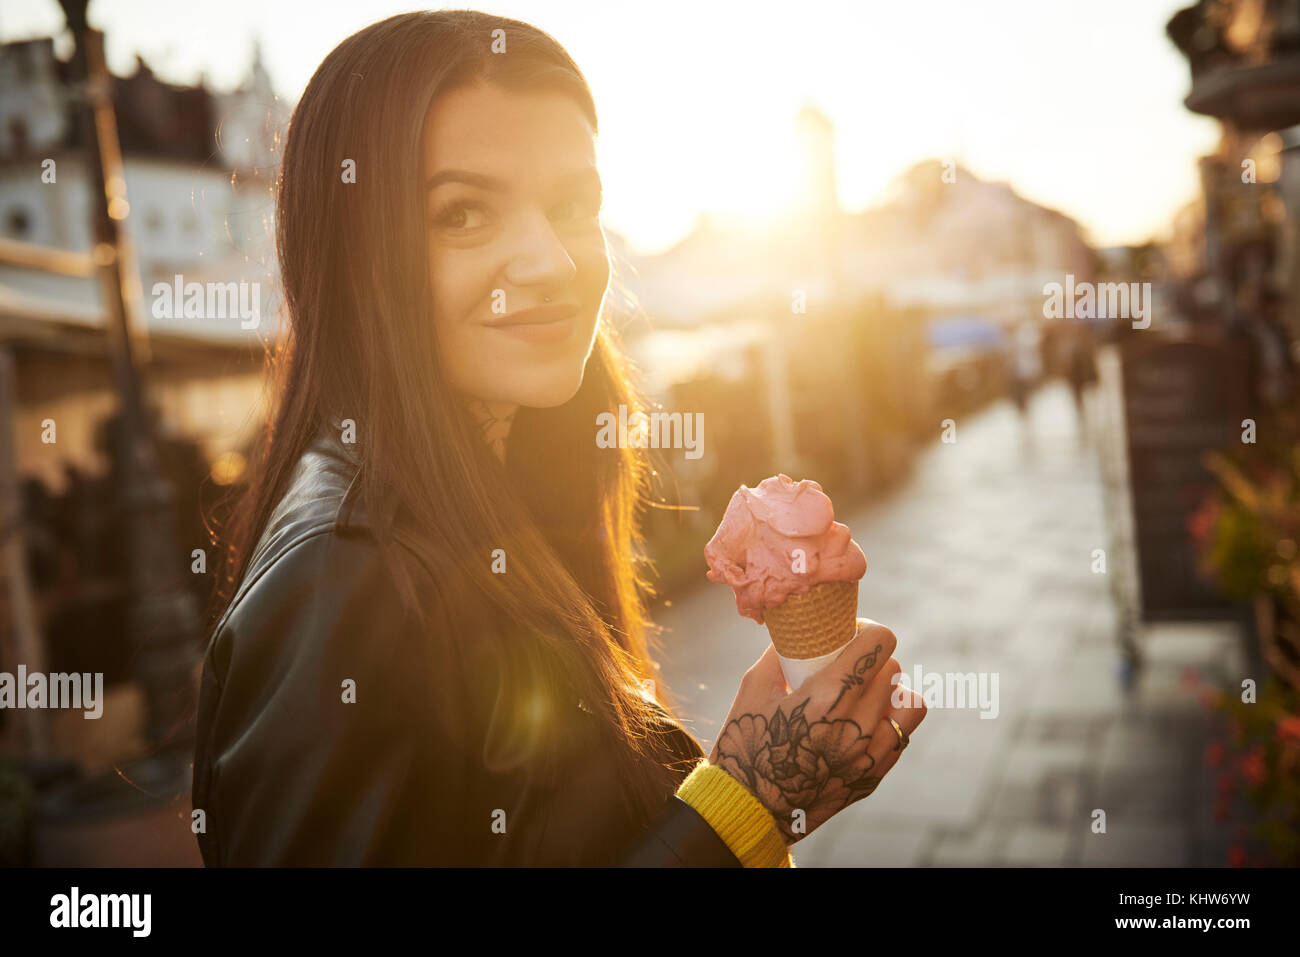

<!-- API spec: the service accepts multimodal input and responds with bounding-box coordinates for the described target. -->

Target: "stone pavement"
[654,381,1250,866]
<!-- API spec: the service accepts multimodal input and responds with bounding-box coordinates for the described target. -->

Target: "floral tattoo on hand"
[711,643,887,844]
[712,697,882,844]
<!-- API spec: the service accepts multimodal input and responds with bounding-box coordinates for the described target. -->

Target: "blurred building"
[854,160,1096,324]
[0,34,288,781]
[0,35,284,487]
[609,106,1098,576]
[0,36,285,293]
[621,154,1095,333]
[614,120,1096,483]
[1168,0,1300,344]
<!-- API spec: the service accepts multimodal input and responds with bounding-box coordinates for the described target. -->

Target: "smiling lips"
[486,302,579,343]
[487,302,579,327]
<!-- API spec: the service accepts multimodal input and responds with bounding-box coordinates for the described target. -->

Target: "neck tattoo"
[465,398,518,465]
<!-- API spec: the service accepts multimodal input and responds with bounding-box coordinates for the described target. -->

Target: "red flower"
[1228,845,1248,867]
[1275,715,1300,743]
[1199,689,1219,708]
[1181,666,1202,691]
[1240,750,1267,786]
[1204,740,1225,768]
[1216,770,1235,794]
[1215,797,1232,822]
[1188,498,1220,547]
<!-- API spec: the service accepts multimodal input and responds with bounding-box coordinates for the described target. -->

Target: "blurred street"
[658,381,1249,866]
[4,0,1298,873]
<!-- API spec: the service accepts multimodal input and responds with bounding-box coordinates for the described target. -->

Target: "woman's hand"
[708,618,927,845]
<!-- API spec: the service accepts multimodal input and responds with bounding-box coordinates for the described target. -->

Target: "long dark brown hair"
[208,9,698,832]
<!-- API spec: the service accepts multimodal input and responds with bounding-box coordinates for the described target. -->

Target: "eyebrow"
[425,166,602,194]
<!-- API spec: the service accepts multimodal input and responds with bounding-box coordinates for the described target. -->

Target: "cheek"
[575,232,611,291]
[429,246,507,336]
[427,248,495,389]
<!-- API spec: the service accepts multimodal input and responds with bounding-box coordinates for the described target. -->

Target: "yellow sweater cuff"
[675,760,793,868]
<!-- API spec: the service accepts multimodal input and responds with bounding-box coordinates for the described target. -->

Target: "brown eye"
[552,191,602,221]
[431,201,488,232]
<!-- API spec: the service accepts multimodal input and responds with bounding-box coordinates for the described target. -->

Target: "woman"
[193,9,926,867]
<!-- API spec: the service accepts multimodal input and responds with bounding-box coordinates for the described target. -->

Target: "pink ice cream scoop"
[704,473,867,625]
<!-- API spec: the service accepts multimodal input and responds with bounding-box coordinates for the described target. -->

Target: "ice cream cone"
[703,474,866,690]
[764,579,859,689]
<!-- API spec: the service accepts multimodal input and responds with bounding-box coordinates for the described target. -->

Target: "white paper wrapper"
[776,639,854,693]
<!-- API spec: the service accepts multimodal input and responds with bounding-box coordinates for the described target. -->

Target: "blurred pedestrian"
[1065,324,1098,440]
[1007,318,1042,422]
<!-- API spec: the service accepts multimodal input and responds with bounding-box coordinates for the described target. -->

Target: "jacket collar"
[242,424,385,581]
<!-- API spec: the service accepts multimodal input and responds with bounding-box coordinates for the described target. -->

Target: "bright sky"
[3,0,1222,255]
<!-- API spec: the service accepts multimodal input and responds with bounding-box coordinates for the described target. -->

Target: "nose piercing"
[544,295,552,302]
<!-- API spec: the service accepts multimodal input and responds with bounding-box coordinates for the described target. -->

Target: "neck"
[464,397,518,465]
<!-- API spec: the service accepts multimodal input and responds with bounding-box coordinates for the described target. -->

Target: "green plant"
[1192,672,1300,866]
[0,756,35,867]
[1190,430,1300,864]
[1192,442,1300,605]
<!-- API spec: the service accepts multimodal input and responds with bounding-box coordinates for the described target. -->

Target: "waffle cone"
[764,579,859,659]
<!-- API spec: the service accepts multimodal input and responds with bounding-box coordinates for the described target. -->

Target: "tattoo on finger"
[827,642,883,714]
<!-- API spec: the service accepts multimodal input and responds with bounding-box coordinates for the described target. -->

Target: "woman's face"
[422,80,610,409]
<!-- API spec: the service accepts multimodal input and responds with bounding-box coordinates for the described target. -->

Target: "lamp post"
[58,0,200,757]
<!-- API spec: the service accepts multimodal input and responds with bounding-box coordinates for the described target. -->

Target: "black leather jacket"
[192,429,742,866]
